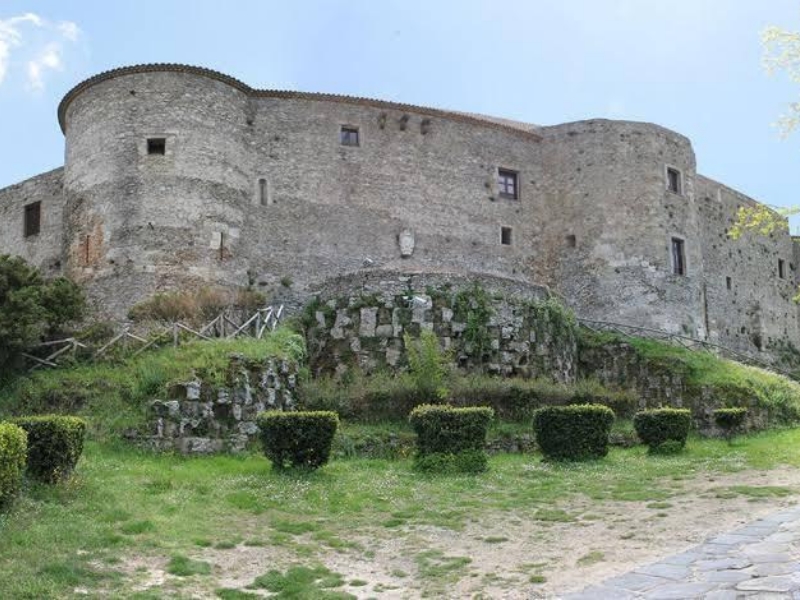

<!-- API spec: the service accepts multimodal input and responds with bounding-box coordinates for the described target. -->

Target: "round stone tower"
[59,65,254,314]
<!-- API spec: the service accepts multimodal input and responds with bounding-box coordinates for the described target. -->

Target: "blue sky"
[1,1,799,228]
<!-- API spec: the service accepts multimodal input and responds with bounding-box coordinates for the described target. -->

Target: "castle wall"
[0,168,64,275]
[0,64,797,360]
[537,120,705,337]
[696,175,799,354]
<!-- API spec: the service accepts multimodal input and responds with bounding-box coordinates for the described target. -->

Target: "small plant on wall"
[404,329,450,401]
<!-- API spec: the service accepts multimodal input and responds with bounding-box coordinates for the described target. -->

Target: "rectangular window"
[726,276,732,290]
[498,169,518,200]
[501,226,512,246]
[340,126,359,147]
[671,237,686,275]
[666,167,682,194]
[24,201,41,237]
[779,259,786,279]
[147,138,166,155]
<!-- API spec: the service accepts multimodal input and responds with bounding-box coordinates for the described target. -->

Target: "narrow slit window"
[498,169,518,200]
[501,226,512,246]
[340,126,359,147]
[24,201,41,237]
[666,167,681,194]
[671,237,686,275]
[258,178,268,206]
[147,138,166,155]
[726,276,732,290]
[779,259,786,279]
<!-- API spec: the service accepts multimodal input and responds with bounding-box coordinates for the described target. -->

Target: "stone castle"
[0,63,797,358]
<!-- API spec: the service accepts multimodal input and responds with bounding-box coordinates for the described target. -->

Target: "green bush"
[408,404,494,473]
[713,407,748,442]
[532,404,615,461]
[256,411,339,470]
[10,415,86,483]
[633,408,692,453]
[0,422,27,507]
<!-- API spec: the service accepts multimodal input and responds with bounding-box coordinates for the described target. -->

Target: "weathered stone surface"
[142,355,298,454]
[305,271,577,382]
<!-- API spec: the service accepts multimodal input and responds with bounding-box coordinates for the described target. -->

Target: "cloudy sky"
[1,1,799,228]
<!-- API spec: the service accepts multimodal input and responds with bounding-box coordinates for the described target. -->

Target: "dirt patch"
[116,468,800,599]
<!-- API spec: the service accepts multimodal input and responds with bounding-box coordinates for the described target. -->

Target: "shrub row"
[0,415,87,509]
[409,405,494,473]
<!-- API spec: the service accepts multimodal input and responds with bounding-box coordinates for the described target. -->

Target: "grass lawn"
[2,429,800,598]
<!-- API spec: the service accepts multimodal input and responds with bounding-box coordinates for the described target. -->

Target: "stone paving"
[563,505,800,599]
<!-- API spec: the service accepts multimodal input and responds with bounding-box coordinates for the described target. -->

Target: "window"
[779,259,786,279]
[501,226,512,246]
[671,237,686,275]
[726,276,732,290]
[498,169,518,200]
[258,178,268,206]
[24,202,41,237]
[666,167,682,194]
[147,138,166,155]
[340,126,359,147]
[566,234,577,248]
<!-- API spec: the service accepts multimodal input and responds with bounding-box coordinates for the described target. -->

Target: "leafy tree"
[0,255,85,368]
[730,22,800,271]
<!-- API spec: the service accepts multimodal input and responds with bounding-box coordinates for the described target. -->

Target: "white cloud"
[0,13,81,90]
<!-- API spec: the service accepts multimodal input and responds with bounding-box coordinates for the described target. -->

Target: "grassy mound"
[580,330,800,426]
[0,328,305,440]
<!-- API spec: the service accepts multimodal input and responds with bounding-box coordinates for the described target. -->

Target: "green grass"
[1,429,800,596]
[166,554,212,576]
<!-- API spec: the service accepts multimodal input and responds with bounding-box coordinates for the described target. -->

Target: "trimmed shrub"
[532,404,615,461]
[633,408,691,453]
[10,415,87,483]
[0,422,27,507]
[408,404,494,473]
[256,411,339,470]
[713,407,748,442]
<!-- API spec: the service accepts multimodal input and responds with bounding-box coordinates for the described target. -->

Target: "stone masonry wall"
[143,354,298,454]
[304,271,577,382]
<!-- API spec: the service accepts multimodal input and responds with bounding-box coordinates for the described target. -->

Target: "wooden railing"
[23,305,284,370]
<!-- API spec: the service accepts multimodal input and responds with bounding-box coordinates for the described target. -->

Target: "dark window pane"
[24,202,41,237]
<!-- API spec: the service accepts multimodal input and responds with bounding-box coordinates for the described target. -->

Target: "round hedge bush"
[10,415,87,483]
[532,404,615,461]
[633,408,691,453]
[0,422,27,507]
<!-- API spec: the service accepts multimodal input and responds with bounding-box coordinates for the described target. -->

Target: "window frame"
[665,166,683,195]
[24,201,41,238]
[779,258,786,279]
[339,125,360,147]
[500,226,513,246]
[497,168,519,200]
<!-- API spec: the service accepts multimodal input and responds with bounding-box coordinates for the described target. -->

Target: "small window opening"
[24,201,41,237]
[84,235,90,265]
[566,234,577,248]
[340,126,359,147]
[671,237,686,275]
[498,169,518,200]
[147,138,166,155]
[258,178,268,206]
[779,258,786,279]
[726,276,732,290]
[666,167,681,194]
[501,226,512,246]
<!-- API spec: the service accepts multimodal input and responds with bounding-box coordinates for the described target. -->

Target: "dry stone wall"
[304,271,578,382]
[143,354,298,454]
